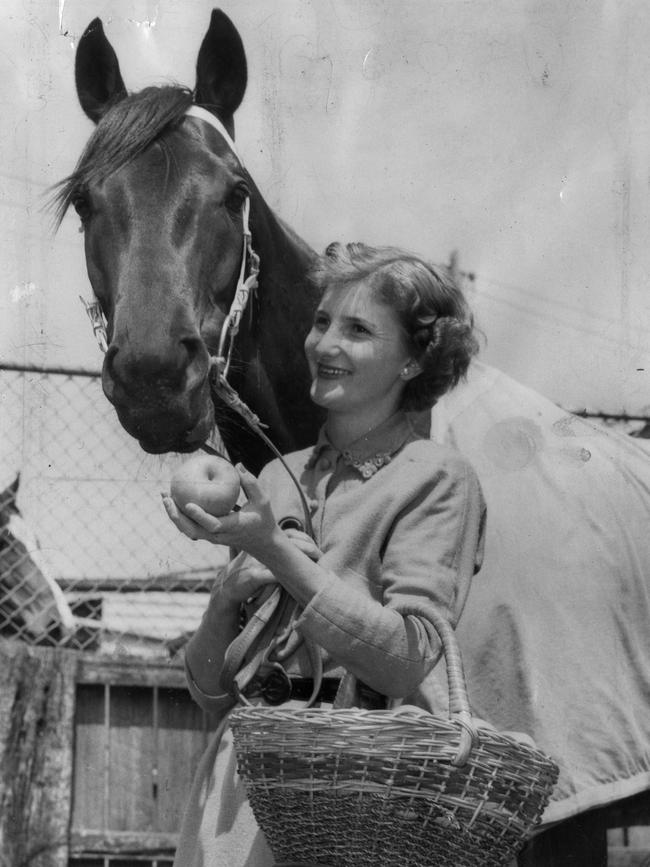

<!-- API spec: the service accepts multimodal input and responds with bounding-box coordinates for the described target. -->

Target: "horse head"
[57,10,320,467]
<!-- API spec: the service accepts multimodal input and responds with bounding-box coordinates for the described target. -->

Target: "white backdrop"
[2,0,650,417]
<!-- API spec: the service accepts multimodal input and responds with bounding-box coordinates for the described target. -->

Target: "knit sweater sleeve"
[295,447,486,697]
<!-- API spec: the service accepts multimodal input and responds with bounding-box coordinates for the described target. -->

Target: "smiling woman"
[162,241,487,867]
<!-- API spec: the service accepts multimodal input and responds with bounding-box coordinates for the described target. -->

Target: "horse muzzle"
[101,329,216,453]
[102,367,215,454]
[112,398,215,454]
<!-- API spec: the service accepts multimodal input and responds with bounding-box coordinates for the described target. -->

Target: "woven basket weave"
[230,608,558,867]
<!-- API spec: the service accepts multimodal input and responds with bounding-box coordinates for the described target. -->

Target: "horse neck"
[226,183,324,462]
[248,181,316,312]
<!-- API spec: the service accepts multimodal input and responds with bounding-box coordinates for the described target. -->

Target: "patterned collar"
[307,412,415,479]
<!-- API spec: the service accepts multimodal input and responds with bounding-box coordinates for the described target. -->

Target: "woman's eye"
[312,314,329,331]
[351,323,370,335]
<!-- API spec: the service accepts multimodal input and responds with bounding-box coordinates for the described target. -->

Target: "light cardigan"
[186,411,486,713]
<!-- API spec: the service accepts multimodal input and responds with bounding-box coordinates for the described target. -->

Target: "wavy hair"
[308,242,480,411]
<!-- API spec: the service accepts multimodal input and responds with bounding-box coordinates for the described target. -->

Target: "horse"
[57,10,650,865]
[0,475,76,645]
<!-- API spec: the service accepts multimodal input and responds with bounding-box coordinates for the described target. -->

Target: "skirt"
[173,713,275,867]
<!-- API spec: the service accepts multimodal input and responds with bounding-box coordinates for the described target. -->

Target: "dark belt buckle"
[260,668,292,705]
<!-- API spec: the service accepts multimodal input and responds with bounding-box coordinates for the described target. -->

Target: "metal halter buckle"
[246,669,293,705]
[80,296,108,353]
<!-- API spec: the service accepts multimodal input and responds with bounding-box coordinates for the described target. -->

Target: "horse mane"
[51,85,195,226]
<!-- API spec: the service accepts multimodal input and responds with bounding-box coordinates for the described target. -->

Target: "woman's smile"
[316,363,351,379]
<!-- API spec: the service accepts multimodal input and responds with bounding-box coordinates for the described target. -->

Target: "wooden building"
[0,639,215,867]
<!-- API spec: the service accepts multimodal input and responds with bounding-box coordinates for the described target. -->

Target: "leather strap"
[219,584,287,694]
[220,584,324,708]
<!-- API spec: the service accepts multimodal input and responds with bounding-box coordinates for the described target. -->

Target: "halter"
[185,106,260,380]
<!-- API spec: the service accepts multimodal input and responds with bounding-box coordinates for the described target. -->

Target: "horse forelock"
[51,85,195,226]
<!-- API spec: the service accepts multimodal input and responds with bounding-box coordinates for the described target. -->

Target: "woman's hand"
[213,550,276,606]
[162,464,320,565]
[282,528,321,562]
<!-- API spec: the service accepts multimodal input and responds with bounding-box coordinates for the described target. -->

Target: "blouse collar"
[307,412,414,479]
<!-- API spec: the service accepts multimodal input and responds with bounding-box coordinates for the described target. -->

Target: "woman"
[163,242,487,866]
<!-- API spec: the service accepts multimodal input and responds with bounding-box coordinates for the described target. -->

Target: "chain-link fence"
[2,363,648,662]
[0,364,229,658]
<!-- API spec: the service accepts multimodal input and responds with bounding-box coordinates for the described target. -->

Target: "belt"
[242,672,386,709]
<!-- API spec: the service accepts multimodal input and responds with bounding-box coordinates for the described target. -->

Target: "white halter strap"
[184,106,259,378]
[184,105,242,163]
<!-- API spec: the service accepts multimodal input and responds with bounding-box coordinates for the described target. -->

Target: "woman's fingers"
[162,495,223,542]
[283,528,322,560]
[218,561,277,603]
[182,502,222,533]
[235,464,268,506]
[162,495,198,535]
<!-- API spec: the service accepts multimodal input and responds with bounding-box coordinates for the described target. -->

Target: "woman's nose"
[313,327,341,357]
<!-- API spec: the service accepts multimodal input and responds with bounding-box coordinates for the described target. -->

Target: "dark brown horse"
[58,10,650,866]
[55,10,322,471]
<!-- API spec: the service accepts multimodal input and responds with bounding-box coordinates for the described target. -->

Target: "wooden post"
[0,638,78,867]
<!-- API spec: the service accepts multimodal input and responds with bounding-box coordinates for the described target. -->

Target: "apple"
[170,454,241,517]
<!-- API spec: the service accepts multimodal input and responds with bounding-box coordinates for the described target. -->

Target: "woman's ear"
[400,360,422,381]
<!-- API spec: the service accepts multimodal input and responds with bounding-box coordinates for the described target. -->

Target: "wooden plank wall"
[0,639,78,867]
[71,656,212,861]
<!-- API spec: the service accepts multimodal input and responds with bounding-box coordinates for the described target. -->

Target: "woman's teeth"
[318,364,349,377]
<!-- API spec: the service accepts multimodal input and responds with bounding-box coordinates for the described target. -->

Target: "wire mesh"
[0,365,229,658]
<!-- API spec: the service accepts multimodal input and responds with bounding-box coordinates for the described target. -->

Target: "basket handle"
[335,602,477,766]
[394,602,477,765]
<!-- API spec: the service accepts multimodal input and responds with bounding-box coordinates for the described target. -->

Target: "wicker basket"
[230,607,559,867]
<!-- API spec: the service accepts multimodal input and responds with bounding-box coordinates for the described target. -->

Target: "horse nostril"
[181,335,204,366]
[103,343,119,380]
[102,343,120,398]
[101,332,207,396]
[181,335,210,389]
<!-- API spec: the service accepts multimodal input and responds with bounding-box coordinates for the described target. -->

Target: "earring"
[402,361,421,379]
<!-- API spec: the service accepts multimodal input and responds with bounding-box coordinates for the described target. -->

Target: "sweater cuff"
[184,654,236,715]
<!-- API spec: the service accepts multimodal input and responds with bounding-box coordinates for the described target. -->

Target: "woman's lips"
[317,364,350,379]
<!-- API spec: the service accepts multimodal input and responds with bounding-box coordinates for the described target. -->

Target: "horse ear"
[194,9,247,132]
[75,18,128,124]
[0,474,19,522]
[6,474,19,501]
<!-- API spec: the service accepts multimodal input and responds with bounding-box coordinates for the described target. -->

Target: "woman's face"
[304,280,414,418]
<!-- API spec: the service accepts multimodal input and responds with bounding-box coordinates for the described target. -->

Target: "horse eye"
[225,185,248,213]
[72,194,91,222]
